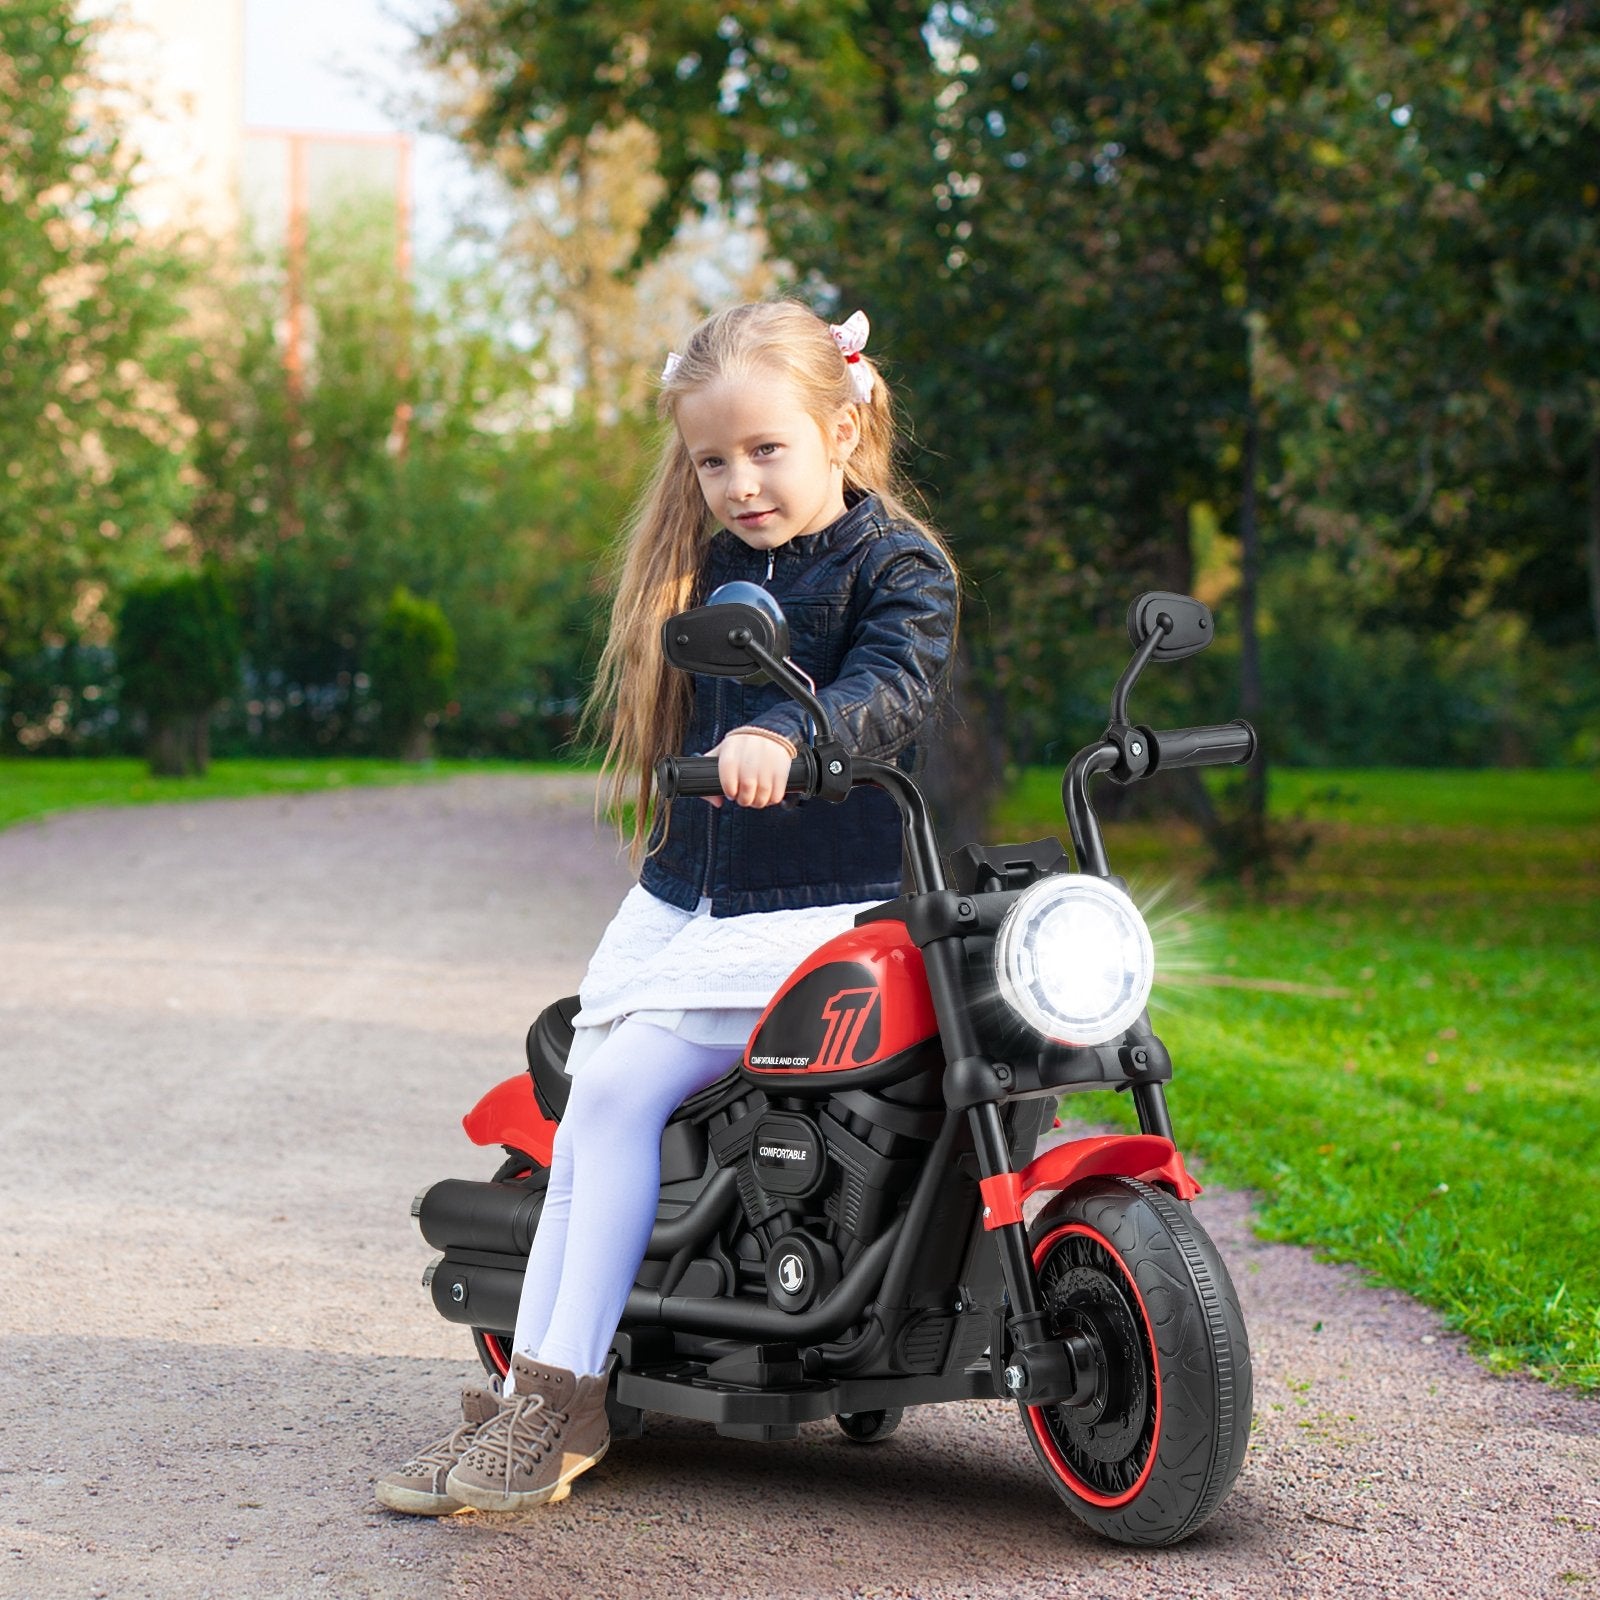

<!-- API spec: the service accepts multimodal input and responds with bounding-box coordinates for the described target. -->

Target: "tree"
[914,3,1423,867]
[459,120,775,417]
[117,569,239,774]
[416,1,1596,818]
[421,23,778,417]
[1381,4,1600,655]
[416,1,932,265]
[1206,5,1600,762]
[370,587,456,761]
[0,0,197,747]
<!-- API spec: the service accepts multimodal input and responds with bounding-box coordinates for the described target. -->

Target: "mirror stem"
[742,638,835,744]
[1109,620,1170,728]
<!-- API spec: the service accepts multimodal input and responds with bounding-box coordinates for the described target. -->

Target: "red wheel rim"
[480,1332,512,1378]
[477,1162,532,1380]
[1024,1220,1162,1508]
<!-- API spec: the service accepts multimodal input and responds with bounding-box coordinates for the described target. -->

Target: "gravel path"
[1,775,1594,1600]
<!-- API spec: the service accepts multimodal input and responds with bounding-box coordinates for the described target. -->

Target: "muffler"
[414,1166,739,1261]
[415,1176,549,1257]
[424,1253,522,1333]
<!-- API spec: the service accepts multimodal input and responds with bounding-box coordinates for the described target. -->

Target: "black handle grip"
[1150,720,1256,771]
[656,751,816,801]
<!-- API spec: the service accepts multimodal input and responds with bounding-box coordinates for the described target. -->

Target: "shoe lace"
[401,1415,481,1476]
[474,1392,568,1478]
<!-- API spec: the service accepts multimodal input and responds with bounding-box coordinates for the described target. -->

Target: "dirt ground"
[1,775,1595,1600]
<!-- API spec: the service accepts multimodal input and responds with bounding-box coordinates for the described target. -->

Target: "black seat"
[525,996,582,1121]
[524,997,753,1128]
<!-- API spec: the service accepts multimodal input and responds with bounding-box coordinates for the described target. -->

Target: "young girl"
[377,299,958,1516]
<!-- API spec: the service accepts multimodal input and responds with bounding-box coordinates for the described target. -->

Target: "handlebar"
[655,749,948,895]
[1149,720,1256,771]
[1066,718,1257,878]
[655,751,817,802]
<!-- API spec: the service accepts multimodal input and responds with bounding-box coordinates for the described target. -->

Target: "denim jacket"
[640,493,957,917]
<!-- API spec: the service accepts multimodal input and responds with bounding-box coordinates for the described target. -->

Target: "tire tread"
[1023,1177,1253,1547]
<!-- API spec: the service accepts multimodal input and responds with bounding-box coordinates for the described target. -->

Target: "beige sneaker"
[374,1385,500,1516]
[445,1354,611,1512]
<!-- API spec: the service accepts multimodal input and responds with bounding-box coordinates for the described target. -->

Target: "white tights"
[508,1019,740,1384]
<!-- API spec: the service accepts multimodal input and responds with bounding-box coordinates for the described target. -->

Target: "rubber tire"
[1020,1177,1252,1547]
[835,1408,904,1443]
[470,1152,547,1382]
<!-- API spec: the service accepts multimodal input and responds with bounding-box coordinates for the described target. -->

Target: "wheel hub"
[1034,1231,1157,1497]
[1052,1267,1146,1455]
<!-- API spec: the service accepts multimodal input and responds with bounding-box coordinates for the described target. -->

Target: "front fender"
[461,1074,556,1168]
[979,1132,1201,1230]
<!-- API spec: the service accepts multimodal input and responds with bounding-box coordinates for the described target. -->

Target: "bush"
[369,587,456,761]
[116,570,240,774]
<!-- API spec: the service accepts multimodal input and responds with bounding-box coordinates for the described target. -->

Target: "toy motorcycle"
[411,587,1255,1547]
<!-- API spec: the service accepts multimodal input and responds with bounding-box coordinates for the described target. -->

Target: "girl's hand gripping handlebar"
[656,750,818,804]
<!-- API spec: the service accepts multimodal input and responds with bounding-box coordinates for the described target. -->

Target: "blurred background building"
[85,0,421,256]
[88,0,248,237]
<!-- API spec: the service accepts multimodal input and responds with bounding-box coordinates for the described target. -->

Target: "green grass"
[1001,765,1600,1390]
[0,755,585,831]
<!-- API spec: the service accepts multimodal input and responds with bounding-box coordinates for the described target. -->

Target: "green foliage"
[417,1,928,265]
[177,200,645,758]
[369,587,456,758]
[117,570,239,717]
[0,2,197,719]
[1000,764,1600,1387]
[1360,4,1600,649]
[4,1,1592,785]
[114,568,239,775]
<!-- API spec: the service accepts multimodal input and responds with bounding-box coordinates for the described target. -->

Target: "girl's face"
[677,374,859,552]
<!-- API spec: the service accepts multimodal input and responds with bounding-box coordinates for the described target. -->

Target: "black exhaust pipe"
[623,1217,903,1340]
[425,1254,524,1333]
[416,1166,738,1261]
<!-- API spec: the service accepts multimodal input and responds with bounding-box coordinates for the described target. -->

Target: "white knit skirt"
[565,883,879,1075]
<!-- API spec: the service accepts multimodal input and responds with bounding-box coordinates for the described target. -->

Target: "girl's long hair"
[584,299,957,859]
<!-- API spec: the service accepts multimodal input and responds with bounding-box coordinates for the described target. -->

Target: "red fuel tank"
[743,919,940,1092]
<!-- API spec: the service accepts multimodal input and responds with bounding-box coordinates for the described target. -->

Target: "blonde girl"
[378,299,958,1516]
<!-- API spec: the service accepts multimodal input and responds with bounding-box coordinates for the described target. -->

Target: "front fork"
[967,1101,1098,1408]
[923,928,1176,1410]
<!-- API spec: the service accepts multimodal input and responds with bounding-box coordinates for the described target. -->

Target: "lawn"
[0,755,578,831]
[1000,766,1600,1390]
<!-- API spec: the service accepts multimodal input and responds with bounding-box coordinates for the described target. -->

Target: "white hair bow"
[660,351,682,382]
[829,311,874,402]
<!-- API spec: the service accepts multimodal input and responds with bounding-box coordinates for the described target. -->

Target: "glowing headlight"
[994,875,1155,1045]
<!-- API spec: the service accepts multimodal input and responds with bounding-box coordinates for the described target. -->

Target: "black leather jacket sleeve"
[745,536,957,760]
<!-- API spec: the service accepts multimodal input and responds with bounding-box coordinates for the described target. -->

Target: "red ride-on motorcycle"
[412,587,1255,1547]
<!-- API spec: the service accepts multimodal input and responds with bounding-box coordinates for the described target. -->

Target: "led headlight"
[994,875,1155,1045]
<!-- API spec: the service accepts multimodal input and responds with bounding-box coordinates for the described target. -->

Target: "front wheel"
[1021,1177,1252,1547]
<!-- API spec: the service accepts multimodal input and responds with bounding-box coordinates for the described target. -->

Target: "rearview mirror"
[1126,591,1214,661]
[662,582,791,683]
